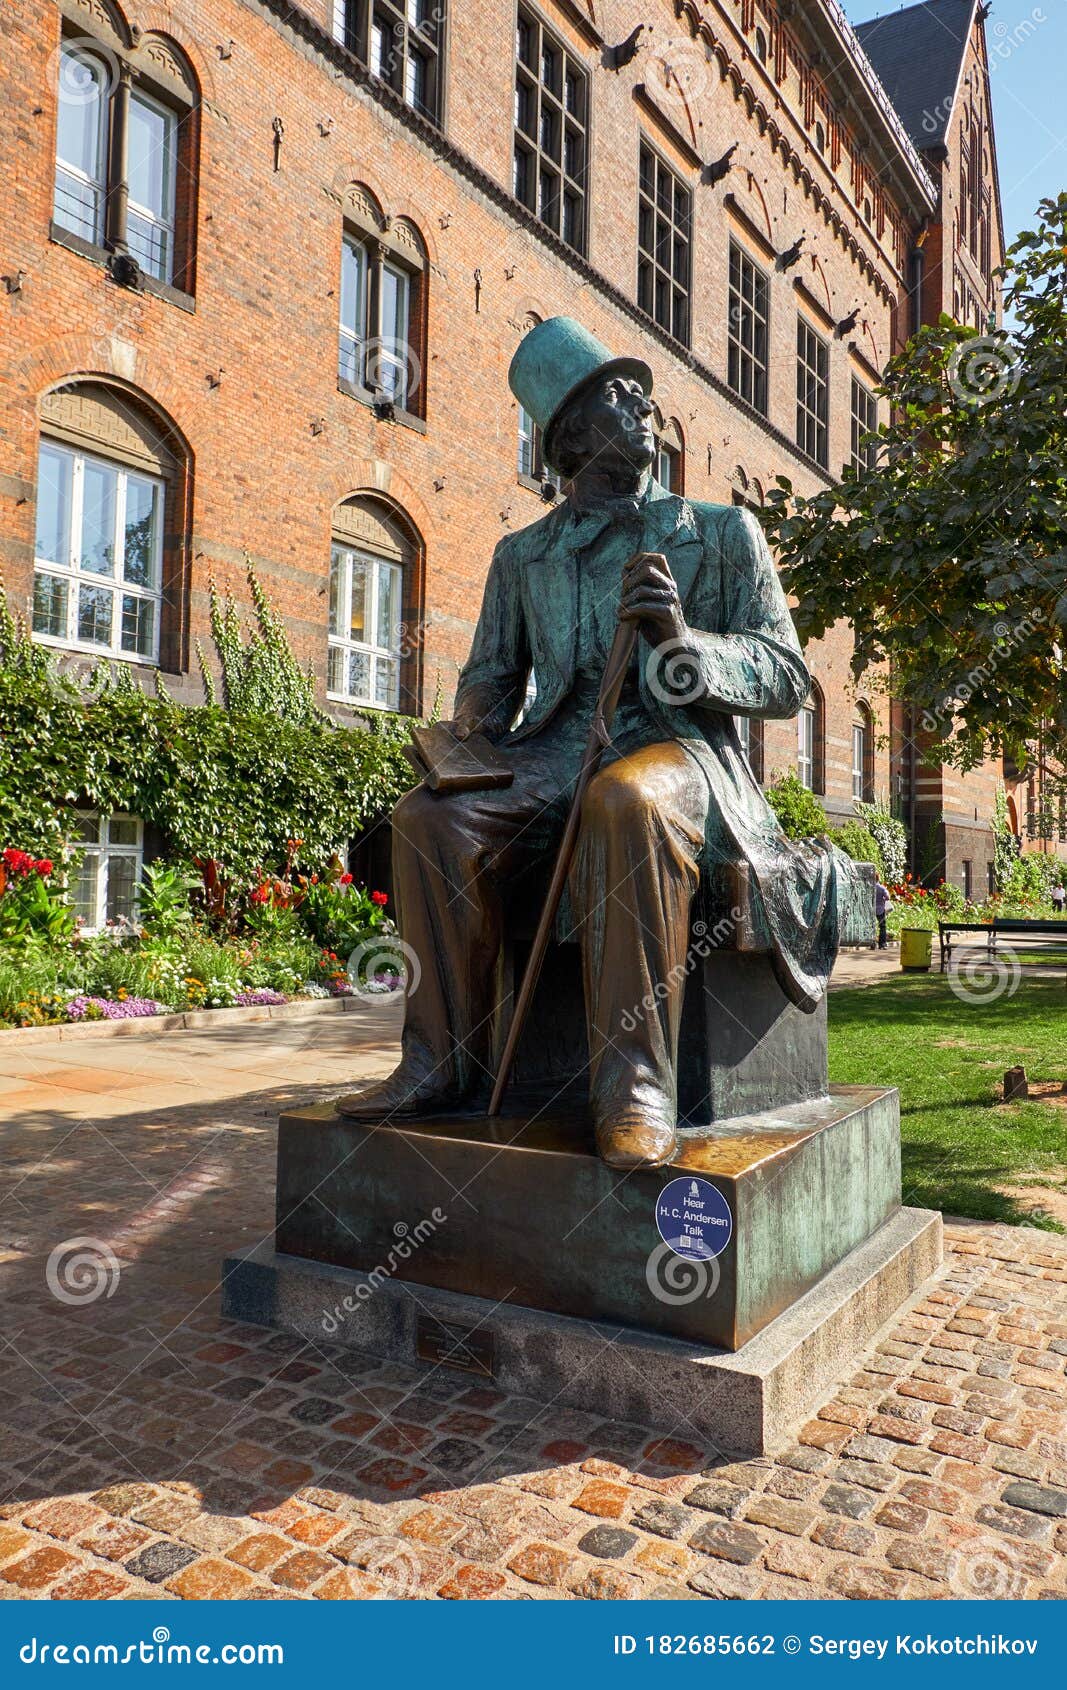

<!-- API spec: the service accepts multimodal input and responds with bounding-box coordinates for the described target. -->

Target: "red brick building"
[856,0,1059,885]
[0,0,1033,900]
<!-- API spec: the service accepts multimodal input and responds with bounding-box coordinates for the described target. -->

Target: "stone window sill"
[49,223,195,313]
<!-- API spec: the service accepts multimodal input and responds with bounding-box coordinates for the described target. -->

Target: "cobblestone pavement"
[0,1010,1065,1601]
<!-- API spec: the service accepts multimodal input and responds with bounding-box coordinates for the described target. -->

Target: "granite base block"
[223,1205,943,1455]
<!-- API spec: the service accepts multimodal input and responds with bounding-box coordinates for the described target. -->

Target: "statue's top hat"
[508,316,653,472]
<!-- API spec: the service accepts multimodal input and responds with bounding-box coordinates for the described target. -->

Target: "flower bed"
[0,843,404,1030]
[886,875,1065,934]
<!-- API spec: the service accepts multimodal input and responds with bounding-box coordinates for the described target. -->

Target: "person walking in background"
[1052,880,1066,915]
[875,881,892,949]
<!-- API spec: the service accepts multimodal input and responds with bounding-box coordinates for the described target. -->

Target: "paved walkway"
[0,990,1065,1601]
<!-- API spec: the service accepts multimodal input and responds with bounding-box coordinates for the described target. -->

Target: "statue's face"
[569,374,657,473]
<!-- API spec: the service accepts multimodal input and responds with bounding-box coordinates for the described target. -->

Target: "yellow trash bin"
[900,927,933,972]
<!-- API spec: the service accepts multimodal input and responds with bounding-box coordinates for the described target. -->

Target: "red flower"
[371,890,388,906]
[249,883,271,905]
[35,859,53,877]
[340,872,353,886]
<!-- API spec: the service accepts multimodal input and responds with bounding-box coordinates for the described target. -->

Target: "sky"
[846,0,1066,250]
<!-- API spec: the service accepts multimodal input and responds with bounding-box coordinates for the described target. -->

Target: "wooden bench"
[938,918,1067,971]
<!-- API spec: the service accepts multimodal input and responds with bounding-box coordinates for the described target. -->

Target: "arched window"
[798,682,824,794]
[653,413,684,494]
[852,703,875,802]
[328,496,422,714]
[53,45,109,247]
[339,192,427,417]
[32,381,188,668]
[754,28,768,65]
[52,19,199,294]
[814,122,826,155]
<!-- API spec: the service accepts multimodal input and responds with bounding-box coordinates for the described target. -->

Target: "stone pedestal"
[222,1081,946,1452]
[271,1085,901,1351]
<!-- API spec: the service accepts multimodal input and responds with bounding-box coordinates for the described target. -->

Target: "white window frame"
[327,543,403,711]
[126,87,178,283]
[797,316,830,469]
[70,814,144,933]
[53,44,109,246]
[33,439,164,664]
[517,402,542,480]
[852,720,867,801]
[339,235,413,408]
[798,705,816,790]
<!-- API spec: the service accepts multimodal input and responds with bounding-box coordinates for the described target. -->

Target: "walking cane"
[487,561,640,1118]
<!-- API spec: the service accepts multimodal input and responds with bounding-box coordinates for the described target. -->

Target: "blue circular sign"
[655,1176,733,1261]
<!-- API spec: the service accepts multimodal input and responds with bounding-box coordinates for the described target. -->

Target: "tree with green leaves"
[761,194,1067,780]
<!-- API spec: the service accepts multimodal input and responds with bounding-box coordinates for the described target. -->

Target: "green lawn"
[827,975,1067,1229]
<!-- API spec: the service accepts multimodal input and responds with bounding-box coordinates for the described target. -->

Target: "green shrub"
[827,820,883,875]
[765,772,828,840]
[0,589,416,877]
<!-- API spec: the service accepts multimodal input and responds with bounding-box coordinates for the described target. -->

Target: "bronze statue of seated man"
[340,316,842,1170]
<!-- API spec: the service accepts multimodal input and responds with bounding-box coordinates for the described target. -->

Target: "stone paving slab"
[0,1012,1065,1600]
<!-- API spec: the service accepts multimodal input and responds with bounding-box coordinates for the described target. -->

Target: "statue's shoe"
[595,1111,678,1170]
[336,1067,461,1120]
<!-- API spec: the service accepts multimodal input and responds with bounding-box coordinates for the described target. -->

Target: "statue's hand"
[619,551,687,647]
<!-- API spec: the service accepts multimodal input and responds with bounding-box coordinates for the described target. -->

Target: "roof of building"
[854,0,977,148]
